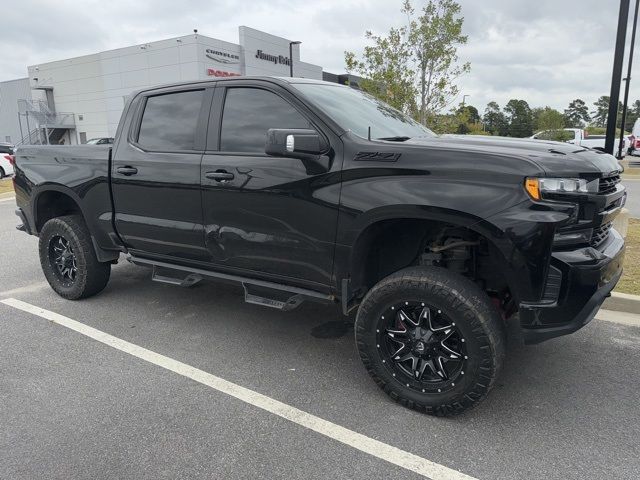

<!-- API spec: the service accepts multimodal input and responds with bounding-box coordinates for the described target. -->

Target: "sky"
[0,0,637,114]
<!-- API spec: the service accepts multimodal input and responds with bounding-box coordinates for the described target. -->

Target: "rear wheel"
[0,167,5,178]
[39,215,111,299]
[355,266,505,416]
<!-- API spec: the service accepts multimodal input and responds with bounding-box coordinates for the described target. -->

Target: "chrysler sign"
[206,49,240,64]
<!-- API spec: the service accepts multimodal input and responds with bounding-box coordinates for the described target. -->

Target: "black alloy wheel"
[48,235,78,285]
[378,301,466,393]
[355,266,505,416]
[39,215,111,300]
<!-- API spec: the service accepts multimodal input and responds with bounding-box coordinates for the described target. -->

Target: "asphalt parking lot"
[1,191,640,480]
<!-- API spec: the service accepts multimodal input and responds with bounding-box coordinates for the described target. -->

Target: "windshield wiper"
[376,136,411,142]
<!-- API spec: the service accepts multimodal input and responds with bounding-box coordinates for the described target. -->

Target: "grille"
[599,174,621,195]
[591,222,612,248]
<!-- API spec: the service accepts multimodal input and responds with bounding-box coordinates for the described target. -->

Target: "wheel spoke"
[440,341,462,360]
[415,358,429,380]
[398,309,419,327]
[418,306,430,326]
[428,313,453,332]
[435,356,449,380]
[390,342,408,358]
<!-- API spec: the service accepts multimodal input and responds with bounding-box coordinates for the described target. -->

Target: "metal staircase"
[17,99,75,145]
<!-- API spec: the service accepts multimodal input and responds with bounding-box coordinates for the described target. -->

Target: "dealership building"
[0,26,358,145]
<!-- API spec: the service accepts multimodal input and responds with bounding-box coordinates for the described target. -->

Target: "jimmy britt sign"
[255,50,290,66]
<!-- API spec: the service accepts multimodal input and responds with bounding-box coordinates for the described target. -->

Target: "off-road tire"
[355,266,505,416]
[39,215,111,300]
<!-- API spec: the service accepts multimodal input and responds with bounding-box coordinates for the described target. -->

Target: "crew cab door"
[200,81,342,289]
[111,86,213,261]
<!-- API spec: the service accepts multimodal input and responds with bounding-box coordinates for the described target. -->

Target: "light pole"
[289,41,301,77]
[618,0,640,158]
[605,0,631,155]
[462,94,470,107]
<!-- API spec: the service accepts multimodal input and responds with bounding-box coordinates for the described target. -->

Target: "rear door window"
[138,90,205,151]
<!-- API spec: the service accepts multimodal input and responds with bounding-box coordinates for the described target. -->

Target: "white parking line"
[0,297,477,480]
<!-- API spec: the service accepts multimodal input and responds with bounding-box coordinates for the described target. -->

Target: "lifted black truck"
[12,77,626,416]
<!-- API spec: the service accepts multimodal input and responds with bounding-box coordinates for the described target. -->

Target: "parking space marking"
[1,297,477,480]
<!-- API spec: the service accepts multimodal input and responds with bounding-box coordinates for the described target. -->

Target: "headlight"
[525,177,598,200]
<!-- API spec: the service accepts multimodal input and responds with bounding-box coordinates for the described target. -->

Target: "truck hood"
[409,134,622,177]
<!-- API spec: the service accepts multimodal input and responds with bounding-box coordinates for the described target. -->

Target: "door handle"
[205,171,234,182]
[117,166,138,176]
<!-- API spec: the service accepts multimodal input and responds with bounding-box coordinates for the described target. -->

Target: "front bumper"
[519,228,625,344]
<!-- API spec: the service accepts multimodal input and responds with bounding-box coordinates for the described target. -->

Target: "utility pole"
[619,0,640,158]
[606,0,631,155]
[462,94,470,107]
[289,41,301,77]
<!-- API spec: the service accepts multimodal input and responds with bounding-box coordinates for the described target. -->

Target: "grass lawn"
[617,218,640,295]
[0,178,14,195]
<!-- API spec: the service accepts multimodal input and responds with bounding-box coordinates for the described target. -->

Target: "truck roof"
[131,76,334,96]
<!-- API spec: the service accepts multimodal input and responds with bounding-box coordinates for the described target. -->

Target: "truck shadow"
[87,260,640,461]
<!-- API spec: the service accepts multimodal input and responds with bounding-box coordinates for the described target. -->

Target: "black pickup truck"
[12,77,626,416]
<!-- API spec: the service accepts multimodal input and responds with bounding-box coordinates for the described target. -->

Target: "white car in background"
[626,119,640,165]
[530,128,626,159]
[0,143,15,178]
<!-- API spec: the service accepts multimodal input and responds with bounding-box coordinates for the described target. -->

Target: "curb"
[0,192,16,201]
[604,291,640,315]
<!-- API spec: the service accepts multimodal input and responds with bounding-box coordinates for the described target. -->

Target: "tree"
[563,99,590,128]
[534,106,564,132]
[504,99,533,137]
[453,104,480,134]
[591,96,610,127]
[483,101,508,136]
[344,28,416,114]
[456,105,480,123]
[403,0,470,124]
[621,99,640,132]
[345,0,470,125]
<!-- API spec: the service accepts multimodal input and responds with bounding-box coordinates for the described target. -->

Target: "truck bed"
[13,144,115,256]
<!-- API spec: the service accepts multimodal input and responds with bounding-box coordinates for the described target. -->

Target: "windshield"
[293,83,434,140]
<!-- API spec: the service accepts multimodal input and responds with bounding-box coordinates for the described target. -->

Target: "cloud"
[0,0,636,113]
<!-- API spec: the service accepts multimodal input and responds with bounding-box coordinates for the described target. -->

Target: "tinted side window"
[220,88,311,153]
[138,90,204,151]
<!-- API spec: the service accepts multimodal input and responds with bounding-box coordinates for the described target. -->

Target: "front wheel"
[355,266,505,416]
[39,215,111,300]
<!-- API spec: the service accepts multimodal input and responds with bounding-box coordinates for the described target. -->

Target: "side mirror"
[265,129,328,160]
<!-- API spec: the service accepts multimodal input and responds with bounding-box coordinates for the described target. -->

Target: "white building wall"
[239,26,322,79]
[28,34,207,140]
[0,78,31,144]
[15,28,325,143]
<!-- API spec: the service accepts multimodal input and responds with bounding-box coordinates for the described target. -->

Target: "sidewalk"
[604,291,640,315]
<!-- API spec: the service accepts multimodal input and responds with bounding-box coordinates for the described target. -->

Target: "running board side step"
[151,266,202,287]
[242,284,304,311]
[128,255,334,311]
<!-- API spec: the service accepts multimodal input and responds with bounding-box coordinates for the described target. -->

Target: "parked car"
[0,143,15,178]
[625,119,640,165]
[530,128,626,158]
[85,137,114,145]
[12,78,626,416]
